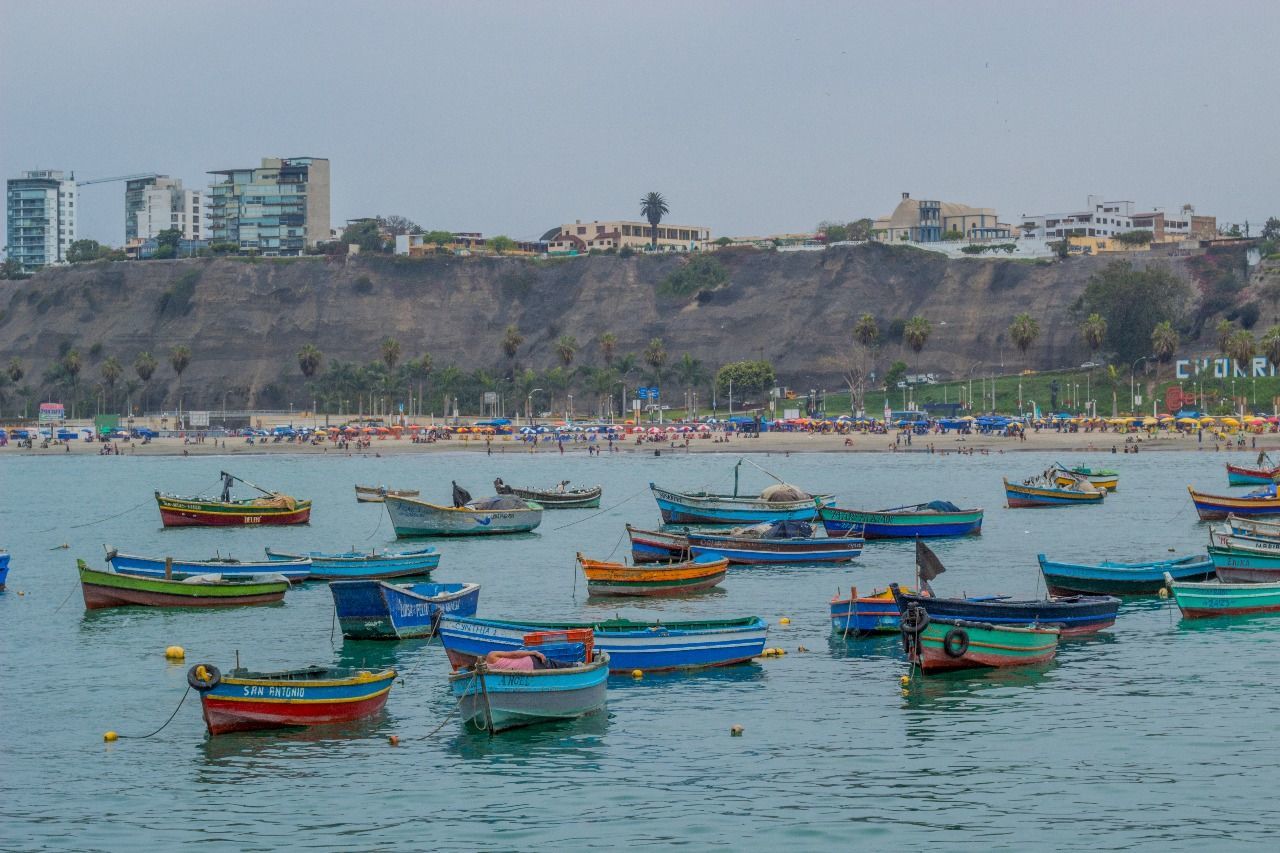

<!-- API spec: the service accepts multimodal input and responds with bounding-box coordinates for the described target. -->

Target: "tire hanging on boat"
[899,605,929,634]
[942,627,970,658]
[188,663,222,691]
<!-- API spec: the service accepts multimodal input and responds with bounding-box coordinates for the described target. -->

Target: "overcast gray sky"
[3,0,1276,246]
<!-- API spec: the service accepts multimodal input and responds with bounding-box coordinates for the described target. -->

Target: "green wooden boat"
[1164,572,1280,619]
[78,560,289,610]
[898,603,1059,673]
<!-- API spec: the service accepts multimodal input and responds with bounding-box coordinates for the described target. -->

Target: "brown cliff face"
[0,245,1194,409]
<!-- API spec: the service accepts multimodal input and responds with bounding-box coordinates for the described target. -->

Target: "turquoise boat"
[1165,573,1280,619]
[1037,552,1215,595]
[818,501,983,539]
[265,546,439,581]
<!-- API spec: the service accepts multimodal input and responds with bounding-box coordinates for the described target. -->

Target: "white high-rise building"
[5,169,77,270]
[133,178,203,241]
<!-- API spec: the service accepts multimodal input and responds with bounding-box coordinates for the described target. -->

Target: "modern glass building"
[206,157,330,255]
[6,170,77,270]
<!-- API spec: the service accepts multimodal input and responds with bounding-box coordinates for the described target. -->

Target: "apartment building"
[131,177,203,241]
[207,157,330,255]
[5,170,77,270]
[546,219,711,254]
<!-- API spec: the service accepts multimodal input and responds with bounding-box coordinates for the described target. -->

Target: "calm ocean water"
[2,447,1277,851]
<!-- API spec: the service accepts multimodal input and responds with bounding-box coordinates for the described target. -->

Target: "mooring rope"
[551,487,645,532]
[118,685,191,739]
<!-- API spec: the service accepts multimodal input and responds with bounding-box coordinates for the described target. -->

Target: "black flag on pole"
[916,539,946,595]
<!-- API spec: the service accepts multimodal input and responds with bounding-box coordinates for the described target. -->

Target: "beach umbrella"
[1221,417,1240,427]
[1199,416,1216,424]
[1142,417,1158,426]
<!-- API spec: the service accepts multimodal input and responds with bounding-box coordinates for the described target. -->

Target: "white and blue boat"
[687,521,862,564]
[0,550,10,590]
[330,579,481,639]
[265,546,439,581]
[439,614,768,673]
[449,646,609,733]
[650,483,831,525]
[106,548,312,583]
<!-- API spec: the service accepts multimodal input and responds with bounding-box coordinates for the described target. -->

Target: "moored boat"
[330,579,481,639]
[687,521,862,564]
[0,551,9,591]
[355,485,420,503]
[1207,530,1280,582]
[384,493,542,537]
[107,548,312,583]
[188,662,396,735]
[1004,475,1104,508]
[449,636,609,733]
[1188,484,1280,520]
[155,471,311,527]
[819,501,983,539]
[892,585,1118,636]
[625,524,691,563]
[438,614,767,672]
[651,482,832,524]
[1164,573,1280,619]
[1226,513,1280,539]
[830,586,909,636]
[504,482,602,509]
[1054,466,1120,492]
[1037,552,1215,596]
[265,546,438,580]
[78,559,289,609]
[898,604,1060,673]
[577,551,728,596]
[1226,463,1280,486]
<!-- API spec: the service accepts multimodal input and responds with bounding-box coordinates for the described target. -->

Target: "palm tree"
[598,332,617,367]
[434,365,463,415]
[62,349,83,418]
[854,313,879,349]
[555,335,579,368]
[6,356,23,385]
[643,337,668,383]
[1227,329,1256,370]
[903,316,932,371]
[133,351,157,413]
[380,337,402,371]
[673,353,707,415]
[100,356,123,412]
[409,353,433,417]
[1262,326,1280,370]
[169,345,191,408]
[640,192,669,249]
[502,325,524,370]
[584,366,621,418]
[1150,321,1179,382]
[1009,313,1040,366]
[1215,318,1234,354]
[1080,313,1107,360]
[298,344,323,379]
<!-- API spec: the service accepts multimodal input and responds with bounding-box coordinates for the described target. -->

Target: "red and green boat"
[897,601,1060,673]
[188,663,396,735]
[77,560,289,609]
[156,471,311,527]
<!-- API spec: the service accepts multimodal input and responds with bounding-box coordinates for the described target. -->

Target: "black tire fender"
[188,663,221,691]
[899,605,929,634]
[942,628,970,659]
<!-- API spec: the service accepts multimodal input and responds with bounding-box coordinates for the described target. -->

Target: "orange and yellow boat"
[576,552,728,597]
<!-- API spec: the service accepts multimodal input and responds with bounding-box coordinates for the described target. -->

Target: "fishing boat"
[892,585,1119,636]
[155,471,311,527]
[1226,453,1280,486]
[577,551,728,596]
[651,483,832,524]
[264,546,438,580]
[438,614,768,673]
[1054,465,1120,492]
[0,550,9,591]
[687,521,863,564]
[329,579,481,639]
[898,604,1061,673]
[1164,573,1280,619]
[1226,514,1280,539]
[107,548,312,583]
[1037,552,1215,596]
[1206,528,1280,582]
[354,485,420,503]
[830,586,910,636]
[449,633,609,733]
[1188,484,1280,520]
[503,482,602,509]
[625,524,691,563]
[78,559,289,609]
[1003,475,1105,508]
[384,493,542,537]
[187,662,396,735]
[819,501,983,539]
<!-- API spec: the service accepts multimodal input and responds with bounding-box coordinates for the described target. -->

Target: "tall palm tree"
[585,366,621,418]
[1009,313,1040,366]
[673,353,707,414]
[169,345,191,408]
[643,337,668,383]
[555,335,579,368]
[903,316,932,371]
[640,192,669,249]
[1262,326,1280,370]
[298,343,323,379]
[1150,321,1179,382]
[854,313,879,349]
[1215,318,1234,354]
[502,325,524,372]
[62,349,83,418]
[434,365,463,415]
[409,353,433,417]
[1080,313,1107,360]
[1227,329,1256,370]
[380,337,402,371]
[598,332,617,367]
[100,356,123,412]
[134,351,157,413]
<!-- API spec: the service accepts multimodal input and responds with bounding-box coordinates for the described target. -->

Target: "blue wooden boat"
[330,579,480,639]
[1004,476,1105,508]
[625,524,691,562]
[650,483,832,524]
[819,501,983,539]
[106,548,312,583]
[265,546,438,581]
[449,642,609,733]
[829,586,905,635]
[687,521,862,564]
[1037,552,1215,595]
[892,587,1119,636]
[0,551,9,591]
[1189,484,1280,520]
[438,614,768,673]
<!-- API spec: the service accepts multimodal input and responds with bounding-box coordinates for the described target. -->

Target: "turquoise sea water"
[2,448,1278,851]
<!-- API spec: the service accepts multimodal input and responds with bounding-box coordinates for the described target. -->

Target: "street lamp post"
[527,388,543,425]
[1130,356,1150,415]
[967,361,984,413]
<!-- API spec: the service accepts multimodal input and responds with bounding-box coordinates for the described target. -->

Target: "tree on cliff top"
[1074,261,1190,366]
[640,192,669,249]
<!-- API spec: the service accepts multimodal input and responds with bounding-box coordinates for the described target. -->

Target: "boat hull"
[820,505,983,539]
[330,580,481,639]
[1055,470,1119,491]
[509,486,602,509]
[155,493,311,527]
[687,534,862,564]
[439,615,767,672]
[896,590,1119,636]
[265,548,438,581]
[384,495,542,537]
[579,553,728,597]
[1168,578,1280,619]
[197,668,395,735]
[450,655,608,733]
[625,525,690,563]
[79,565,287,610]
[1227,464,1279,486]
[110,551,311,583]
[906,618,1060,672]
[1004,479,1104,508]
[1208,543,1280,582]
[1189,486,1280,520]
[650,483,830,524]
[1037,553,1216,595]
[830,592,900,635]
[0,552,9,591]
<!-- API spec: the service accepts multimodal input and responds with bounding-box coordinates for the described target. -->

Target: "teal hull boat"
[1165,573,1280,619]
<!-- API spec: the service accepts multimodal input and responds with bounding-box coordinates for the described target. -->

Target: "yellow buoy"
[388,735,400,746]
[1158,587,1169,599]
[164,645,185,660]
[730,724,744,736]
[631,669,644,679]
[779,617,791,625]
[103,731,118,742]
[899,675,911,687]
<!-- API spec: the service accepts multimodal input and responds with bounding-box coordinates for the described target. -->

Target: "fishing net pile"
[469,495,531,511]
[251,493,297,510]
[760,484,811,502]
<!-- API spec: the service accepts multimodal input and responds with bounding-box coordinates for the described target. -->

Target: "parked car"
[1080,361,1101,369]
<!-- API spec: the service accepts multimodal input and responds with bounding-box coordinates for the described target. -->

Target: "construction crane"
[76,173,161,187]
